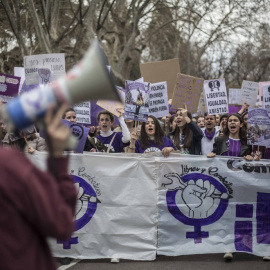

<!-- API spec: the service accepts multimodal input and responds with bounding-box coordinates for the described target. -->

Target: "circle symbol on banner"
[166,173,229,243]
[72,175,99,231]
[70,124,84,140]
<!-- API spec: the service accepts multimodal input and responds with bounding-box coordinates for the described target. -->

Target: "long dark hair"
[224,113,247,145]
[171,111,192,150]
[139,115,165,149]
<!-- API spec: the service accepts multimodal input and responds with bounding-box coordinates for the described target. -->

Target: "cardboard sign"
[96,88,125,117]
[124,81,150,122]
[247,108,270,147]
[228,88,241,105]
[204,78,228,115]
[74,101,91,125]
[149,82,169,118]
[262,84,270,109]
[239,80,259,106]
[24,53,65,85]
[140,58,180,99]
[171,73,203,113]
[0,73,21,103]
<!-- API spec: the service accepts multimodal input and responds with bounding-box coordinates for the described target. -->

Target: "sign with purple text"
[204,78,228,115]
[27,153,270,259]
[24,53,65,85]
[158,155,270,257]
[62,119,89,153]
[124,81,150,122]
[149,82,169,118]
[262,84,270,109]
[247,108,270,147]
[239,80,259,107]
[0,73,20,103]
[171,74,203,113]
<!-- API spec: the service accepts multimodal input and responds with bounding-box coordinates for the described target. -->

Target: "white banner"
[28,153,270,259]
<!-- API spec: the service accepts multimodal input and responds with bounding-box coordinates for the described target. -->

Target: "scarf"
[204,128,215,140]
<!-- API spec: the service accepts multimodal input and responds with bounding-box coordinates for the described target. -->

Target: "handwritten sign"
[204,78,228,115]
[24,53,65,85]
[74,102,91,125]
[149,82,169,118]
[125,81,150,122]
[0,73,20,103]
[262,84,270,109]
[96,88,125,117]
[239,80,259,107]
[247,108,270,147]
[171,74,204,113]
[228,88,241,105]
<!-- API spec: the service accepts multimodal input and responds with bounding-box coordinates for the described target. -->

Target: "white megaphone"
[0,39,121,130]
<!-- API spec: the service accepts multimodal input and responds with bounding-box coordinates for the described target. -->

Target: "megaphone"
[0,40,121,130]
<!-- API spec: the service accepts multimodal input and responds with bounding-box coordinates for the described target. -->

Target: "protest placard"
[125,81,150,122]
[228,105,241,115]
[247,108,270,147]
[0,73,21,103]
[239,80,259,107]
[96,88,125,117]
[24,53,65,85]
[262,83,270,109]
[140,58,180,99]
[62,119,89,153]
[148,82,169,118]
[259,82,270,106]
[74,101,91,125]
[228,88,241,104]
[171,74,203,113]
[204,78,228,115]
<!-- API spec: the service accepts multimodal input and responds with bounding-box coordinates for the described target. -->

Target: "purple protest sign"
[124,81,150,122]
[62,119,89,153]
[247,108,270,147]
[0,73,21,103]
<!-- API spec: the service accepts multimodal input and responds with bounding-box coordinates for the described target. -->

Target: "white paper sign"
[204,78,228,115]
[74,101,91,124]
[14,67,25,93]
[149,82,169,118]
[239,80,259,106]
[229,88,241,104]
[262,84,270,109]
[23,53,65,85]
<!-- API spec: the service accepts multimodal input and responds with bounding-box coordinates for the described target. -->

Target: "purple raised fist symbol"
[164,172,231,243]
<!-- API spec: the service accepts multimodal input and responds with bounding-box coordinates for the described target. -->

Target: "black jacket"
[168,121,203,155]
[212,136,251,157]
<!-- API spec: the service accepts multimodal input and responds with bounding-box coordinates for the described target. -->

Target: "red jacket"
[0,148,77,270]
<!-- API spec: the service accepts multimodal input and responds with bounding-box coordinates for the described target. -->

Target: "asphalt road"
[57,253,270,270]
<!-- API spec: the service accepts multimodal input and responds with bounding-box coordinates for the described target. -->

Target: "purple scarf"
[204,128,216,140]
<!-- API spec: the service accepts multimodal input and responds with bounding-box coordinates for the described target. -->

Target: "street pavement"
[57,253,270,270]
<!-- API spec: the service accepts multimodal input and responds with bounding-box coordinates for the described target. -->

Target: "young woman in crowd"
[219,114,228,136]
[168,106,203,155]
[207,113,252,160]
[197,115,205,128]
[128,115,176,157]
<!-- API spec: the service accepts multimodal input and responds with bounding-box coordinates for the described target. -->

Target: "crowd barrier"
[29,152,270,260]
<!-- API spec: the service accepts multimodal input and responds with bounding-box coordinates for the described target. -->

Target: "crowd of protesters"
[0,100,269,265]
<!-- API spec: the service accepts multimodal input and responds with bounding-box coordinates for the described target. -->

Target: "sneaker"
[263,256,270,261]
[224,252,233,260]
[110,258,120,263]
